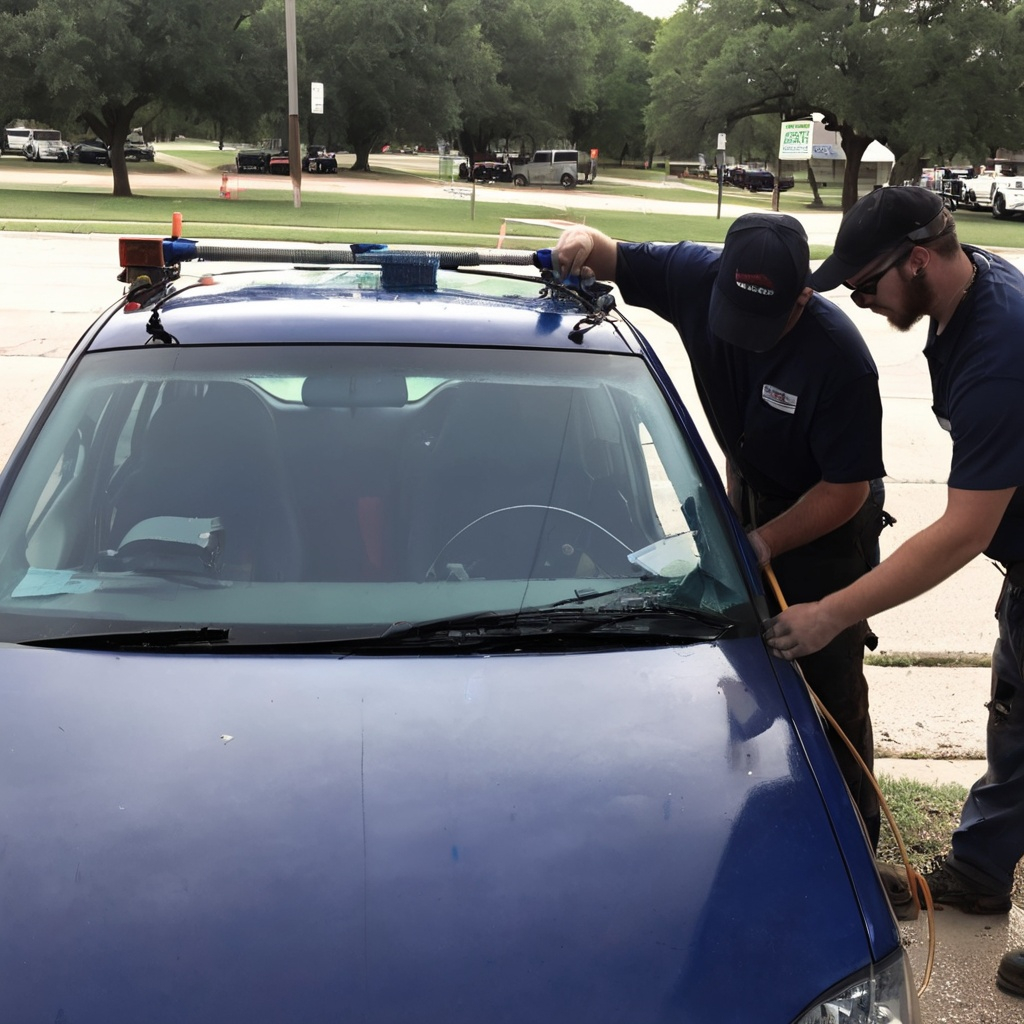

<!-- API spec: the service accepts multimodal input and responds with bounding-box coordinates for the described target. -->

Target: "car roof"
[88,240,641,357]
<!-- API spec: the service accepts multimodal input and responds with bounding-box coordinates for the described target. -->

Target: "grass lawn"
[0,184,758,250]
[2,150,1021,252]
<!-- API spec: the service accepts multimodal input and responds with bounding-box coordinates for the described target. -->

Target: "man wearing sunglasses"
[553,213,890,851]
[765,186,1024,995]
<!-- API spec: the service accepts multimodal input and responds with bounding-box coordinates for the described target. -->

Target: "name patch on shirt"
[762,384,798,414]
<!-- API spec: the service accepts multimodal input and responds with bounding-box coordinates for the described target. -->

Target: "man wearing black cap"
[764,186,1024,994]
[553,214,889,848]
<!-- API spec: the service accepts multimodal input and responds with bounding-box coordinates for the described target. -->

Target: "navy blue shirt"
[925,246,1024,564]
[615,241,885,502]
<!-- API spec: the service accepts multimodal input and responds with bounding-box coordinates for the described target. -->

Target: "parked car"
[268,151,291,175]
[458,158,513,183]
[22,128,70,162]
[0,234,920,1024]
[302,145,338,173]
[511,148,595,189]
[124,129,155,162]
[2,126,31,155]
[235,137,285,173]
[724,167,795,193]
[71,138,111,165]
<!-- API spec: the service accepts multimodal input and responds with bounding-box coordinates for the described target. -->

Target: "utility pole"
[285,0,301,208]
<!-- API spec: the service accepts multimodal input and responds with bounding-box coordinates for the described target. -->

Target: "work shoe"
[875,861,919,921]
[996,948,1024,997]
[921,859,1012,915]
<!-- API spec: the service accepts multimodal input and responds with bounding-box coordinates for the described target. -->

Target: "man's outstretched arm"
[764,485,1016,658]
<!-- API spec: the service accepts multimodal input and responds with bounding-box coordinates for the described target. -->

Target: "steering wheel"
[425,504,636,581]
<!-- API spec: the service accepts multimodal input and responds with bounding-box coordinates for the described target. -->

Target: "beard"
[885,270,933,332]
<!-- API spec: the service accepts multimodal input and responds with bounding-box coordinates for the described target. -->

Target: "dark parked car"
[0,234,920,1024]
[724,167,795,193]
[71,138,111,165]
[302,145,338,173]
[458,159,513,183]
[235,137,285,173]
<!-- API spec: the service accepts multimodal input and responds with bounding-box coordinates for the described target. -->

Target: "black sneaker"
[922,859,1012,915]
[997,949,1024,997]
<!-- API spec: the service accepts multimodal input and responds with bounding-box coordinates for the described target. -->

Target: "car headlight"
[793,948,920,1023]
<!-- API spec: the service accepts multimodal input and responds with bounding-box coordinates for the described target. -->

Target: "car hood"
[1,639,879,1023]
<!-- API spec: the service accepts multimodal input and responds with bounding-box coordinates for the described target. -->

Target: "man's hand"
[552,226,618,282]
[764,601,841,660]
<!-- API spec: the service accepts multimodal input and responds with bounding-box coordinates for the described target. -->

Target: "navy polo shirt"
[924,246,1024,564]
[615,241,885,502]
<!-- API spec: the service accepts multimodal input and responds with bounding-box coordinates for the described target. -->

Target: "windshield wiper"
[346,604,734,651]
[21,626,231,651]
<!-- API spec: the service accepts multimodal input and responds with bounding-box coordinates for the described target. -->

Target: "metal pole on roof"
[285,0,301,208]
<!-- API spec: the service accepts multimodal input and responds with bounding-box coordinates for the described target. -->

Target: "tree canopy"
[3,0,1023,205]
[644,0,1024,209]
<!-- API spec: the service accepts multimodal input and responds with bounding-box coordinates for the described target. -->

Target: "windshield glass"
[0,344,755,644]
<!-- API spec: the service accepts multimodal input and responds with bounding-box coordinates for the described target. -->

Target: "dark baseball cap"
[808,186,948,291]
[708,213,810,352]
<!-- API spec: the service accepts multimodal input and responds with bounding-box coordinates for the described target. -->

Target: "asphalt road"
[3,152,1024,1020]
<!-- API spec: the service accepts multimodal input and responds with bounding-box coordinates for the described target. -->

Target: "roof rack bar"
[161,239,536,270]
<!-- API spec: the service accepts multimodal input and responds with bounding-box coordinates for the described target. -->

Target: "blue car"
[0,237,919,1023]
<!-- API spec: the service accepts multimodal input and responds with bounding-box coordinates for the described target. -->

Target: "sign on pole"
[779,120,813,160]
[311,82,324,115]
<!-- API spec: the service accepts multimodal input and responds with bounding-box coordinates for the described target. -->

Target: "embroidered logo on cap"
[736,272,776,296]
[762,384,797,414]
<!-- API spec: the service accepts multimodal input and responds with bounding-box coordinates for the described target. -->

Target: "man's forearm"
[756,480,869,560]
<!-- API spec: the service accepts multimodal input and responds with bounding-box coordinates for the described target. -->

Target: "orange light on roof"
[119,238,165,268]
[171,212,183,239]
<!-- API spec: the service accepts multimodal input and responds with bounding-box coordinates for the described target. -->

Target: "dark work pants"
[948,578,1024,893]
[768,543,879,850]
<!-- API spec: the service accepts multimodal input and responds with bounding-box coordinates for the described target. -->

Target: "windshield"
[0,344,756,646]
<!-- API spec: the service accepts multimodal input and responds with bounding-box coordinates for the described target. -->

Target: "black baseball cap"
[708,213,810,352]
[809,186,948,291]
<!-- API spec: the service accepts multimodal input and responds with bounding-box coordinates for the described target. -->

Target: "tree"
[567,0,657,164]
[645,0,1024,210]
[292,0,466,172]
[1,0,263,197]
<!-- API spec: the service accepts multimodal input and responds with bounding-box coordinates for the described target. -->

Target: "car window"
[0,344,753,643]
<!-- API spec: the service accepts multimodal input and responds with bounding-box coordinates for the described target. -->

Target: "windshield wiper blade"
[369,605,733,645]
[21,626,231,651]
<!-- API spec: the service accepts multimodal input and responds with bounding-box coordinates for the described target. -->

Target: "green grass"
[877,774,967,872]
[0,185,754,249]
[2,158,1021,252]
[866,650,991,668]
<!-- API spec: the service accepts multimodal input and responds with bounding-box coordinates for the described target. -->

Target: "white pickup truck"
[957,168,1024,219]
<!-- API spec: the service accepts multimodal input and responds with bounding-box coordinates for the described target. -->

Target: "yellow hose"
[762,562,935,996]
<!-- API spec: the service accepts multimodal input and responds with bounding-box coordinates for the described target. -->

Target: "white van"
[511,149,595,189]
[2,127,31,155]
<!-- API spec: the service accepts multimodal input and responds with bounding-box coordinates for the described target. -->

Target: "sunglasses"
[843,246,913,296]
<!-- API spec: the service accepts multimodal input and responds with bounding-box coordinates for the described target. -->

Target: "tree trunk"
[806,163,824,208]
[839,127,871,212]
[350,143,372,172]
[108,146,133,198]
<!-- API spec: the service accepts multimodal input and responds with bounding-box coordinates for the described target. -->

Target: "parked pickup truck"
[952,168,1024,219]
[511,150,596,189]
[725,167,794,193]
[235,138,285,173]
